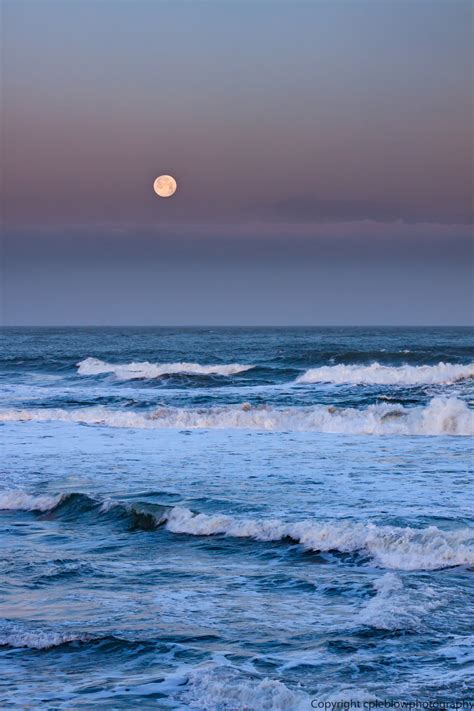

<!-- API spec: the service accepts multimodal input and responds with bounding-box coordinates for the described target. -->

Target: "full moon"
[153,175,177,198]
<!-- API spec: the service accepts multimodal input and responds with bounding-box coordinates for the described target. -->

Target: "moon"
[153,175,177,198]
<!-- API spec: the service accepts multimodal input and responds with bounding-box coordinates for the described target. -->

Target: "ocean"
[0,327,473,709]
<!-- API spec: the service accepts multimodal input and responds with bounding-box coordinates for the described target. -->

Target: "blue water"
[1,327,473,709]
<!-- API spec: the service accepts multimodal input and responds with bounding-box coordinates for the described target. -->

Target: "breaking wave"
[77,357,253,380]
[1,397,472,435]
[296,361,474,386]
[163,507,474,571]
[2,492,473,570]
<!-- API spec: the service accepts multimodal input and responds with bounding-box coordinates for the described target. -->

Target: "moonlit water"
[1,327,473,709]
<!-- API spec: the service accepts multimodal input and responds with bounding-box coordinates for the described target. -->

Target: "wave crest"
[77,357,253,380]
[297,361,474,386]
[1,397,472,436]
[0,491,64,512]
[164,507,474,570]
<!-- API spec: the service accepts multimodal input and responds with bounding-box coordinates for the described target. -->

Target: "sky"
[1,0,473,325]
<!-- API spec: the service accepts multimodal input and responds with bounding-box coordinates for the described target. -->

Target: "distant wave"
[0,620,133,651]
[1,397,472,436]
[77,357,253,380]
[296,361,474,386]
[2,492,472,571]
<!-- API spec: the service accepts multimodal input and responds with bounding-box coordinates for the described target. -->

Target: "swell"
[297,361,474,386]
[0,491,170,531]
[77,357,254,380]
[1,397,472,435]
[2,492,473,571]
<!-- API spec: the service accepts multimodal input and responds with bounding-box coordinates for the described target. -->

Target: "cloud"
[3,220,472,271]
[265,196,473,226]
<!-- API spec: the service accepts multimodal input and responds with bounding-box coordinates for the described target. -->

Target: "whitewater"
[296,360,474,385]
[1,396,472,435]
[1,326,473,709]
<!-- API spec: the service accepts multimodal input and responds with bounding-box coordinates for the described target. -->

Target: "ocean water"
[0,327,473,710]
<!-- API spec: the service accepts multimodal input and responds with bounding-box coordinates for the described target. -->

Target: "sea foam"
[357,573,439,631]
[77,357,253,380]
[1,397,472,435]
[297,361,474,386]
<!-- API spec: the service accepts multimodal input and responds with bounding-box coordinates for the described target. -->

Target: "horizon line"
[1,324,473,329]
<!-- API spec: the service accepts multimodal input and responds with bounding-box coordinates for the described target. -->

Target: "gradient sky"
[2,0,473,325]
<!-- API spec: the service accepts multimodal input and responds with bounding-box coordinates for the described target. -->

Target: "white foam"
[179,663,310,711]
[0,491,63,512]
[77,357,253,380]
[0,397,472,435]
[164,507,474,571]
[297,361,474,386]
[438,635,474,664]
[357,573,438,630]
